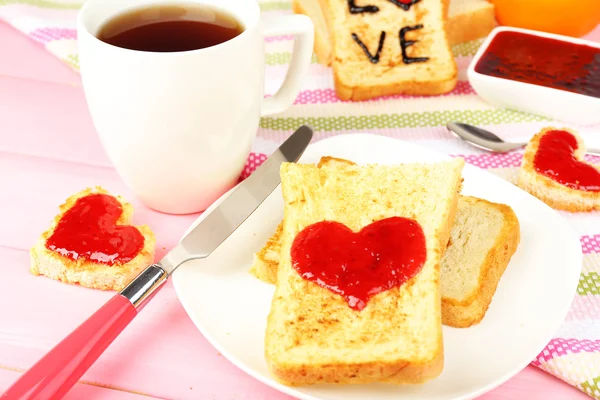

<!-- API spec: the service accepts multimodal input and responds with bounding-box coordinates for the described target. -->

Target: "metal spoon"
[446,122,600,156]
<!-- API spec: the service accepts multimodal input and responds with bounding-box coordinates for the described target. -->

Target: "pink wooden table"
[0,21,594,399]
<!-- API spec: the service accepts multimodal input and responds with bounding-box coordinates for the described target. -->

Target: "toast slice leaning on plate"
[265,158,464,385]
[252,157,520,328]
[441,196,520,327]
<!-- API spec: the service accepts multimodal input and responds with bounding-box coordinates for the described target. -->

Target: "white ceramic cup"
[77,0,314,214]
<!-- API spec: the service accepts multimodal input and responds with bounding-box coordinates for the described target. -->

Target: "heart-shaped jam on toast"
[291,217,426,311]
[46,193,144,265]
[534,129,600,191]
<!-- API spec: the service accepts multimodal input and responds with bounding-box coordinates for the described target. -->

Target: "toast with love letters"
[252,157,520,328]
[317,0,458,100]
[264,158,464,385]
[30,187,156,291]
[518,127,600,212]
[292,0,496,66]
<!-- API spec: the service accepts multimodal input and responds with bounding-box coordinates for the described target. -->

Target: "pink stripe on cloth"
[239,152,267,180]
[264,34,293,43]
[533,338,600,365]
[453,152,524,169]
[564,295,600,321]
[585,154,600,164]
[290,81,475,105]
[581,234,600,254]
[29,27,76,44]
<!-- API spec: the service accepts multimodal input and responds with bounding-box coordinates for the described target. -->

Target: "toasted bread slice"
[517,127,600,212]
[293,0,496,66]
[446,0,496,46]
[324,0,458,100]
[440,196,520,327]
[292,0,333,66]
[30,187,156,291]
[250,157,354,284]
[252,157,520,328]
[265,159,464,385]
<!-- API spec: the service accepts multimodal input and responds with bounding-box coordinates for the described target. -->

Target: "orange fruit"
[490,0,600,38]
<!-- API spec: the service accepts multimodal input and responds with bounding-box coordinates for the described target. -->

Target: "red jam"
[290,217,426,311]
[45,193,145,265]
[533,130,600,192]
[475,31,600,98]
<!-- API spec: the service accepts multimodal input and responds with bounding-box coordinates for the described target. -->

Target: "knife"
[2,125,314,400]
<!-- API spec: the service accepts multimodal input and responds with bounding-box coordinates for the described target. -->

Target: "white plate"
[172,134,582,400]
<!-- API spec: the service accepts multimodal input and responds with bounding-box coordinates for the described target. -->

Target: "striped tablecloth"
[1,0,599,398]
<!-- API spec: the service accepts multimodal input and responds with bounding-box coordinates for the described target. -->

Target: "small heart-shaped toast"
[518,127,600,212]
[30,187,156,291]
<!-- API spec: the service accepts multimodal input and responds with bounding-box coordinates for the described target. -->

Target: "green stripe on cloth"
[259,1,292,11]
[64,54,79,70]
[578,272,600,295]
[452,38,484,57]
[580,376,600,399]
[266,52,318,66]
[260,109,548,131]
[0,0,82,9]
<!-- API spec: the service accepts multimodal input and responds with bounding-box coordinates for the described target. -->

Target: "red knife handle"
[2,265,167,400]
[1,294,136,399]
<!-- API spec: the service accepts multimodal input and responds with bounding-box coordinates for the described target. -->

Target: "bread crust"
[333,74,459,102]
[517,127,600,212]
[249,222,282,284]
[440,197,520,328]
[30,187,156,291]
[268,348,444,385]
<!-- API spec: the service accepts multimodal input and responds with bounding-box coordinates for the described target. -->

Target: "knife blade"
[0,125,313,400]
[161,124,314,273]
[123,124,313,306]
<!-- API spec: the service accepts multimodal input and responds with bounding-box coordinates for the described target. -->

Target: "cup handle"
[261,14,314,116]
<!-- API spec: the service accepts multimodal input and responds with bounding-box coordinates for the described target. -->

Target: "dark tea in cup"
[97,4,244,52]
